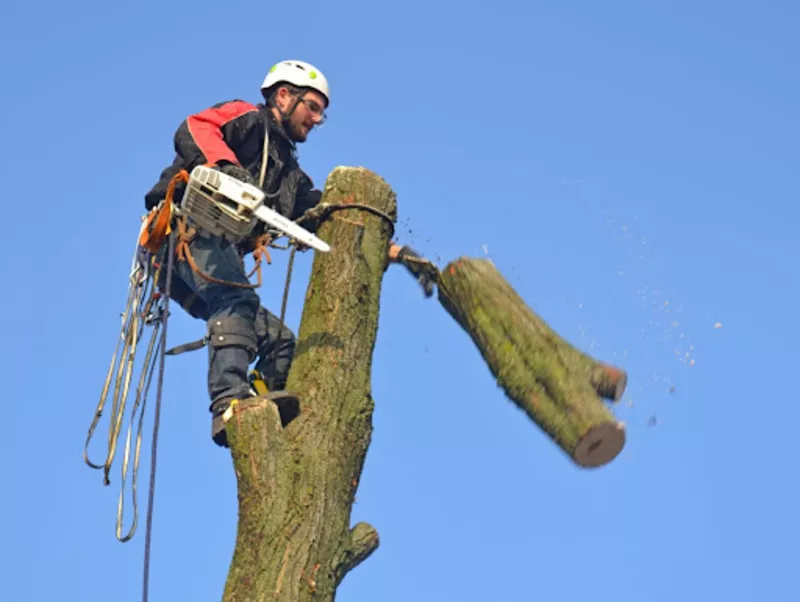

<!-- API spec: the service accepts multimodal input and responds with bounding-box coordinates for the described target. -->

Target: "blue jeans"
[159,229,296,409]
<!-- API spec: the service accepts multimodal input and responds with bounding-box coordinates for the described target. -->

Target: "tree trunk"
[436,257,627,468]
[221,166,396,601]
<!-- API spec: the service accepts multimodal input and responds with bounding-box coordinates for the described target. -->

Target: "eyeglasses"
[298,97,327,124]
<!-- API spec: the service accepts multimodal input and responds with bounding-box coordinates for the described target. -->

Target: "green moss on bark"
[437,257,627,468]
[221,166,395,601]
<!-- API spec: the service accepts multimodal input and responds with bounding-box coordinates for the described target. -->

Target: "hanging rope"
[265,244,296,390]
[83,224,165,541]
[141,227,176,602]
[83,206,176,602]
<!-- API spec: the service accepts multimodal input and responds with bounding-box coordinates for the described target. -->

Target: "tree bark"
[221,166,395,601]
[437,257,627,468]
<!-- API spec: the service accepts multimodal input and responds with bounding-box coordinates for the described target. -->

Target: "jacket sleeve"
[291,171,324,233]
[173,99,260,170]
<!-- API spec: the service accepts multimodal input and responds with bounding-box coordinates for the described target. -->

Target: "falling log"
[436,257,627,468]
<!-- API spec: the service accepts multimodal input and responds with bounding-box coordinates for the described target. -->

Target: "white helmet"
[261,60,330,107]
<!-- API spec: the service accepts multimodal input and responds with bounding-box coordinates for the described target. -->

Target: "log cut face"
[221,166,396,602]
[437,257,627,468]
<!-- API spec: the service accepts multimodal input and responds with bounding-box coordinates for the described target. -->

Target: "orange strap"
[138,170,189,253]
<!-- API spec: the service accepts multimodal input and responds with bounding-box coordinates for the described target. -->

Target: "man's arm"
[290,177,436,297]
[292,175,416,259]
[174,99,260,170]
[291,171,324,233]
[143,100,261,210]
[389,244,438,297]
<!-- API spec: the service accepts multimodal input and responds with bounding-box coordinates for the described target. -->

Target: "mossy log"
[221,166,396,601]
[437,257,627,468]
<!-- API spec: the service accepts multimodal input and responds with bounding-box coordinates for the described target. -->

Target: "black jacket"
[144,99,322,232]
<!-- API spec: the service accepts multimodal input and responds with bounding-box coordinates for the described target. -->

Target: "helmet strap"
[266,87,305,135]
[268,84,303,111]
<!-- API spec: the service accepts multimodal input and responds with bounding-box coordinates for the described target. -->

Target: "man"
[143,59,435,447]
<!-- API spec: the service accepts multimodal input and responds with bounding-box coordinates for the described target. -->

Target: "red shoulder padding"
[185,100,258,166]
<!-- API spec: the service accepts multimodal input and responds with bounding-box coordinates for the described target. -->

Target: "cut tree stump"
[436,257,627,468]
[220,166,395,601]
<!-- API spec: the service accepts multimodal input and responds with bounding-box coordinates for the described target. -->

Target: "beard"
[286,119,310,143]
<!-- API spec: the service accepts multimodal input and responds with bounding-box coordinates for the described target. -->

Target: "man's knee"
[208,315,258,362]
[271,314,296,345]
[208,285,261,320]
[256,326,295,365]
[277,324,296,348]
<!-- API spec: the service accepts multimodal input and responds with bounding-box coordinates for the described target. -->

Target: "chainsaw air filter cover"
[181,165,266,242]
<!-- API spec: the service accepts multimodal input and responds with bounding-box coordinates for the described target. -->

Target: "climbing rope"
[83,221,166,542]
[141,228,176,602]
[265,244,296,389]
[83,211,175,602]
[296,200,396,239]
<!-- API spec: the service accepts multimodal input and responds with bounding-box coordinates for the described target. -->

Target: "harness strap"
[173,217,272,290]
[164,336,208,356]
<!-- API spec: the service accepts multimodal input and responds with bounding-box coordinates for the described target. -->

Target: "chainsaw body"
[179,165,330,253]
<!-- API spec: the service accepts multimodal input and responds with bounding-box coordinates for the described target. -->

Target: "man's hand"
[216,162,257,187]
[389,243,438,297]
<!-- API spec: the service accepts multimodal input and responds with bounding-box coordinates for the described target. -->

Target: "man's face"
[275,87,328,142]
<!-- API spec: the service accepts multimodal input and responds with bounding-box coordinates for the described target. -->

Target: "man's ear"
[274,85,293,108]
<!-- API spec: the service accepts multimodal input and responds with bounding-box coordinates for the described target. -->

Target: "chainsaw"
[177,165,331,253]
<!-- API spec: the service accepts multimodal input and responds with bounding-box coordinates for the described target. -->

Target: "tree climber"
[142,59,435,447]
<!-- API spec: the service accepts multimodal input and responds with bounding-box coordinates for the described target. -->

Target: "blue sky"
[2,0,798,600]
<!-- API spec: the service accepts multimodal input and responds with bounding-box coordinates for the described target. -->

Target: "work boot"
[249,370,302,427]
[210,398,235,448]
[209,390,301,448]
